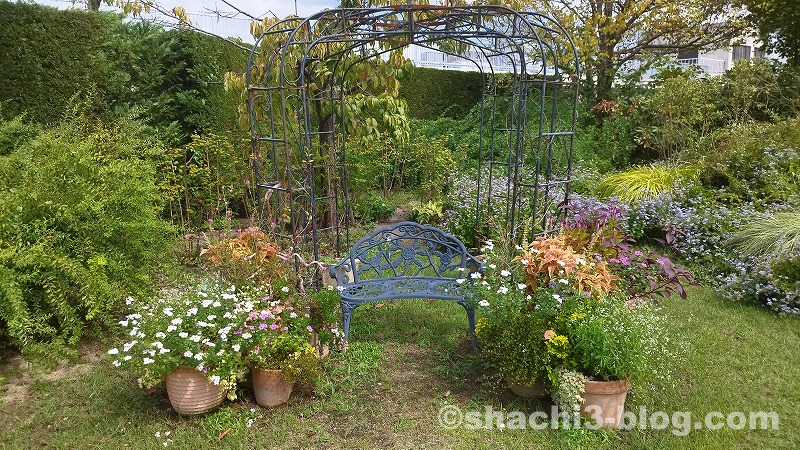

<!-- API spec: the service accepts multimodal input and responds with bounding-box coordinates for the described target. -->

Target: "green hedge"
[399,66,483,119]
[0,1,247,142]
[0,2,118,123]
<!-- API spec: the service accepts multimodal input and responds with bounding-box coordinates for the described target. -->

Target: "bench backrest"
[330,222,483,285]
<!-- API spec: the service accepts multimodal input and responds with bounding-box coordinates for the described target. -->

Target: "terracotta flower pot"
[579,379,630,428]
[164,366,225,415]
[251,368,294,407]
[507,379,548,398]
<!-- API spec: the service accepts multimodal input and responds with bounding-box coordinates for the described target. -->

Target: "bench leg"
[341,300,358,349]
[459,300,479,354]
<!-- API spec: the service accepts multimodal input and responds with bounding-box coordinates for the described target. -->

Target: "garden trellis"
[246,4,579,261]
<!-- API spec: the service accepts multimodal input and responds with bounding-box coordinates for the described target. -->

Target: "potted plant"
[473,203,690,427]
[547,295,666,428]
[236,276,322,407]
[472,234,618,398]
[108,277,249,415]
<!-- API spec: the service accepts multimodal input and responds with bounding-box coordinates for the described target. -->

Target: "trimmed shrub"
[399,66,483,119]
[0,2,118,123]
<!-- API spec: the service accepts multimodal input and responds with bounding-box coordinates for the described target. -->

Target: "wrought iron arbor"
[246,4,579,261]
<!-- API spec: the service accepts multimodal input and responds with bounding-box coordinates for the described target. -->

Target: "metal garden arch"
[246,4,579,262]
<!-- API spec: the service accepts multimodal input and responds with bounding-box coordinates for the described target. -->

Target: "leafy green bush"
[634,75,723,160]
[352,192,394,224]
[0,115,174,352]
[105,23,246,146]
[157,132,250,229]
[690,118,800,206]
[574,100,638,172]
[0,3,246,144]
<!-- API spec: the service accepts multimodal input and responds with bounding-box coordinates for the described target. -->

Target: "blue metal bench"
[329,222,485,353]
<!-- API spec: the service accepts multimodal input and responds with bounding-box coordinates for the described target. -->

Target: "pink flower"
[269,324,279,330]
[543,330,555,340]
[259,323,269,330]
[634,250,643,256]
[306,326,313,332]
[233,329,243,335]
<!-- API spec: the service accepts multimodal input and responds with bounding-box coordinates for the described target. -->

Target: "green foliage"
[352,192,394,224]
[307,287,342,349]
[0,2,119,123]
[104,22,246,146]
[0,114,174,352]
[347,138,405,196]
[566,299,665,382]
[0,115,38,156]
[741,0,800,63]
[634,75,724,160]
[720,59,786,122]
[595,163,698,201]
[398,66,483,119]
[157,132,250,229]
[691,117,800,205]
[574,104,637,173]
[406,137,457,202]
[0,3,246,144]
[409,200,444,225]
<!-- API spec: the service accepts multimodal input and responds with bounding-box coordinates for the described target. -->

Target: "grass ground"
[1,287,799,449]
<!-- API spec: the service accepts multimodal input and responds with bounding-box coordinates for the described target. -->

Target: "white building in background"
[641,36,770,81]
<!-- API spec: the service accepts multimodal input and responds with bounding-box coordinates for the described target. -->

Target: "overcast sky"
[34,0,340,41]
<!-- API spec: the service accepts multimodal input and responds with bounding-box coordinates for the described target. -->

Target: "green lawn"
[2,287,799,449]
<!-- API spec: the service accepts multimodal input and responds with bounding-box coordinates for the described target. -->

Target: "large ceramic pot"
[251,368,294,407]
[579,379,630,428]
[164,366,225,415]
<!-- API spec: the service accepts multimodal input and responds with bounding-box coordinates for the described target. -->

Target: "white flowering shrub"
[108,277,251,393]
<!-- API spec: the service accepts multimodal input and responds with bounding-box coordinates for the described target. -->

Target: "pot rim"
[583,379,630,394]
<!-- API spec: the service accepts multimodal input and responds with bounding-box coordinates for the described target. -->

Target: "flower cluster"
[564,193,696,302]
[109,272,335,393]
[233,282,322,383]
[108,278,251,393]
[471,226,672,414]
